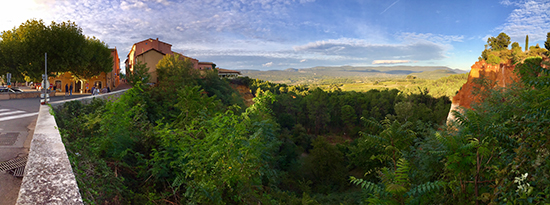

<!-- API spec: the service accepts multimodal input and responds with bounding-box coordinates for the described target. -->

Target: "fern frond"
[350,176,384,194]
[406,181,447,197]
[394,158,410,186]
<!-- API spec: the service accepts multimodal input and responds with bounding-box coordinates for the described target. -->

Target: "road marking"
[0,113,39,122]
[0,109,39,122]
[0,111,25,116]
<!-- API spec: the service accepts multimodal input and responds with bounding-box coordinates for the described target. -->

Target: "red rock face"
[447,60,520,123]
[447,57,549,123]
[452,59,521,110]
[231,84,255,106]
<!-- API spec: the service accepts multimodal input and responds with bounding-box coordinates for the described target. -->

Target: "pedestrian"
[107,87,111,93]
[85,83,89,93]
[91,86,95,95]
[69,83,73,96]
[65,84,68,95]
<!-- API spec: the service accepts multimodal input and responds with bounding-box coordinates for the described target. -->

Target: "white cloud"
[120,0,150,11]
[399,32,464,44]
[300,59,307,62]
[0,0,53,32]
[262,62,274,67]
[499,0,550,41]
[372,60,411,64]
[293,38,447,61]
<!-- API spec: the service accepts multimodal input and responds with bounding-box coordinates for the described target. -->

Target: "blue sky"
[2,0,550,71]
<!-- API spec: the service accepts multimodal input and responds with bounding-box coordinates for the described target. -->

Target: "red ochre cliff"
[231,84,255,107]
[447,59,521,122]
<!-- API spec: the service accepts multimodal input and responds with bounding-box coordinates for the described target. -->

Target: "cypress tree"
[525,35,529,51]
[545,32,550,54]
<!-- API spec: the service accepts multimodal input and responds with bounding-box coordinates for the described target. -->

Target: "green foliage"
[303,137,348,193]
[54,99,132,204]
[149,91,281,204]
[125,60,150,87]
[488,32,511,51]
[400,73,467,98]
[361,118,416,169]
[527,44,548,58]
[546,32,550,55]
[0,19,112,81]
[351,158,446,204]
[515,56,549,89]
[486,52,502,65]
[156,54,198,89]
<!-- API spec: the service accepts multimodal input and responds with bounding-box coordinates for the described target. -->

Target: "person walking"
[65,84,68,96]
[69,83,73,96]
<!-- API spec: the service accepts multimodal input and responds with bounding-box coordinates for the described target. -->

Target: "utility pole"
[41,53,49,105]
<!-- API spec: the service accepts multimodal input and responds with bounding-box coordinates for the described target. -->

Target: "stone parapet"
[16,105,83,205]
[0,91,47,100]
[49,89,129,109]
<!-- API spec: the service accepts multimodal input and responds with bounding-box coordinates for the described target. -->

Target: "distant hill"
[239,65,467,84]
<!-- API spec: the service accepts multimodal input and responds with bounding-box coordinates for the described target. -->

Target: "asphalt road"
[0,93,91,204]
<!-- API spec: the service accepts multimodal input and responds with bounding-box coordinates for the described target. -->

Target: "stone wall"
[49,89,129,109]
[0,91,44,100]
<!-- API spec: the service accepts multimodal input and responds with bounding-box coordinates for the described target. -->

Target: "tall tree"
[487,32,511,51]
[0,19,112,81]
[545,32,550,55]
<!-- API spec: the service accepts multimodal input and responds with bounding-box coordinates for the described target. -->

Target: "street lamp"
[40,53,49,105]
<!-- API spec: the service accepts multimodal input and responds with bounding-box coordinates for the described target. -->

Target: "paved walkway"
[0,100,37,205]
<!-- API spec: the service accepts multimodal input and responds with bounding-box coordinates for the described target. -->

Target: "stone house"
[125,38,240,84]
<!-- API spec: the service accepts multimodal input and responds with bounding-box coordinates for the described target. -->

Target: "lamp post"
[40,53,49,105]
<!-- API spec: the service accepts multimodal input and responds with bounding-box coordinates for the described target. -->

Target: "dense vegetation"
[54,32,550,204]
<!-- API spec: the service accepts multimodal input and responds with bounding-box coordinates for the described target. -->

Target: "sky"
[1,0,550,72]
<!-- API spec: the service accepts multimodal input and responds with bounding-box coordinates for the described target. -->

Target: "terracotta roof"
[136,48,166,56]
[218,68,241,74]
[172,52,198,61]
[135,38,172,46]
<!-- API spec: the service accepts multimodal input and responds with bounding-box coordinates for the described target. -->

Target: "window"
[55,80,62,91]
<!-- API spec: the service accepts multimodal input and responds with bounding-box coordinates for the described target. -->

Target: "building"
[48,48,120,93]
[217,68,241,78]
[126,38,199,84]
[107,48,121,89]
[125,38,240,84]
